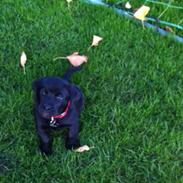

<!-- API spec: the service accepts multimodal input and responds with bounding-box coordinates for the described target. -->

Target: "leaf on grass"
[74,145,91,153]
[165,26,174,33]
[20,51,27,68]
[125,2,132,9]
[134,5,150,21]
[66,52,88,67]
[66,0,72,3]
[91,35,103,47]
[53,52,88,67]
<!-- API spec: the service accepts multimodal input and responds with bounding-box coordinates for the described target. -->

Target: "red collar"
[52,101,71,119]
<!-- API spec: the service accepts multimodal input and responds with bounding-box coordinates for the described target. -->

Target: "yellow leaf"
[125,2,132,9]
[74,145,90,153]
[20,51,27,68]
[66,0,72,3]
[165,26,174,33]
[134,5,150,21]
[91,35,103,47]
[20,51,27,74]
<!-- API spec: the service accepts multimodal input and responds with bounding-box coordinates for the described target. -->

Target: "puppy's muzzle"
[38,104,56,119]
[43,104,53,111]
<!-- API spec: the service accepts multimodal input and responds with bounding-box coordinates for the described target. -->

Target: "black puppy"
[32,66,84,155]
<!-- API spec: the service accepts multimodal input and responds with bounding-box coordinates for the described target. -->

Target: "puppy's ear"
[32,79,42,92]
[32,79,43,103]
[69,84,83,111]
[32,80,40,92]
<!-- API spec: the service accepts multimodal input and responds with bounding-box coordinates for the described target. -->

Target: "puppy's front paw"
[65,137,80,150]
[39,144,52,156]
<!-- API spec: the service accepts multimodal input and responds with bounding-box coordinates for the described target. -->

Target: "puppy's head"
[32,77,70,119]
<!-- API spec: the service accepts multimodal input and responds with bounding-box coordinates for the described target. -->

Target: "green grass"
[105,0,183,36]
[0,0,183,183]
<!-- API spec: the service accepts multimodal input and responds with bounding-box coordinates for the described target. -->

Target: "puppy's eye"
[41,90,48,96]
[56,94,64,101]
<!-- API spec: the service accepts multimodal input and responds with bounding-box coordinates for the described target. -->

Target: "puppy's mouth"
[38,101,70,119]
[38,109,57,119]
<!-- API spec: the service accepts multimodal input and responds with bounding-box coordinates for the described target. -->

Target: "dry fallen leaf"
[134,5,150,21]
[66,0,72,8]
[125,2,132,9]
[91,35,103,47]
[66,0,72,3]
[53,52,88,67]
[66,52,88,67]
[165,26,174,33]
[74,145,91,153]
[88,35,103,51]
[20,51,27,74]
[20,51,27,67]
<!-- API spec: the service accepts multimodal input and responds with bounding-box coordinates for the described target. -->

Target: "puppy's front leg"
[38,127,53,155]
[35,113,53,155]
[65,122,80,150]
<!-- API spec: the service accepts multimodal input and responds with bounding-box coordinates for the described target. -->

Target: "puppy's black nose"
[43,104,52,110]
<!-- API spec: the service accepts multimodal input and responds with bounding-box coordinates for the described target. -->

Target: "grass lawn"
[105,0,183,37]
[0,0,183,183]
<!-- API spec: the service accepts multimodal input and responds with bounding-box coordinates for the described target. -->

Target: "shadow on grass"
[0,152,18,175]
